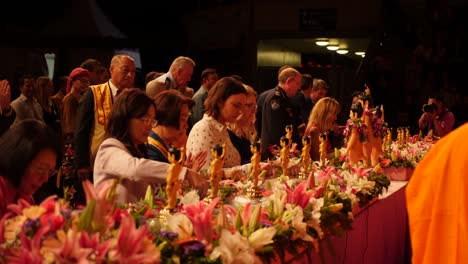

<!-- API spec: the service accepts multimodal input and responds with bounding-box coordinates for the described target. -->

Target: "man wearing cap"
[61,68,90,142]
[74,55,136,182]
[146,56,195,98]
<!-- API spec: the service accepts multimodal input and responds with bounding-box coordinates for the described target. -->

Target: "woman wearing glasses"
[93,88,207,204]
[227,84,258,165]
[0,119,61,217]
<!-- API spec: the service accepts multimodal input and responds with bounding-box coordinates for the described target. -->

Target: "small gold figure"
[386,128,392,152]
[249,140,262,189]
[208,144,225,199]
[280,136,290,177]
[301,135,311,174]
[319,132,328,168]
[165,146,185,211]
[405,127,410,142]
[285,125,293,148]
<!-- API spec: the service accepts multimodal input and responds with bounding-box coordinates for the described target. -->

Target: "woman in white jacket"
[93,88,206,204]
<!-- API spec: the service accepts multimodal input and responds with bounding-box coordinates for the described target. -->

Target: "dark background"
[1,0,466,131]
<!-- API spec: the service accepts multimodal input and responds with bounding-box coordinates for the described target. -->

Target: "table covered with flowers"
[0,124,434,263]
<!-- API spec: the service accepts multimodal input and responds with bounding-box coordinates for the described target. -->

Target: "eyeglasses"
[138,117,158,127]
[231,102,244,110]
[31,165,57,177]
[245,103,257,110]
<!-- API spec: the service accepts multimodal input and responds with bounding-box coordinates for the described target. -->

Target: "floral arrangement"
[369,107,388,138]
[1,161,392,264]
[380,135,434,169]
[343,118,368,144]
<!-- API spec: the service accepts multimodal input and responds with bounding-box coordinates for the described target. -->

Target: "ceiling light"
[336,49,348,54]
[355,51,365,56]
[326,45,339,51]
[315,40,329,46]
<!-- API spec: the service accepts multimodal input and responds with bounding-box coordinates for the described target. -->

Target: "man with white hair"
[146,56,196,98]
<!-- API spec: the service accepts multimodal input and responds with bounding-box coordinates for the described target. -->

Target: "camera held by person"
[422,103,437,113]
[418,95,455,138]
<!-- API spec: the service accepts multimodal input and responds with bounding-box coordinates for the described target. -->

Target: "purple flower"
[159,230,178,240]
[181,241,205,256]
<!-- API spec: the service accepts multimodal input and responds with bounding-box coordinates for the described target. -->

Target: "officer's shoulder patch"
[271,99,280,110]
[164,77,171,88]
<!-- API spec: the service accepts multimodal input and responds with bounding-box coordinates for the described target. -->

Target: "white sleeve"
[94,138,187,185]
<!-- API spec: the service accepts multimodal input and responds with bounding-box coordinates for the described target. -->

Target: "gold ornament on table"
[279,136,290,177]
[405,127,410,142]
[205,144,225,203]
[319,132,328,168]
[247,139,263,198]
[397,127,403,146]
[285,124,293,148]
[299,135,311,180]
[385,128,393,153]
[165,146,185,211]
[345,109,364,166]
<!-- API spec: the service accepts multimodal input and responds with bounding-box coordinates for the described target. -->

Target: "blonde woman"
[227,84,258,164]
[305,97,341,161]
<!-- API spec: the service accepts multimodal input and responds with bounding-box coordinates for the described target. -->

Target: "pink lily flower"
[79,231,112,263]
[109,214,160,263]
[81,180,116,232]
[285,182,314,209]
[184,197,220,243]
[350,165,373,178]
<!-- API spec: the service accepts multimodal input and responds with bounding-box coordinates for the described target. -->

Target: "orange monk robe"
[406,123,468,264]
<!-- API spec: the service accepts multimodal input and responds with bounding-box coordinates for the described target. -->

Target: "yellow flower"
[3,215,26,243]
[23,206,46,219]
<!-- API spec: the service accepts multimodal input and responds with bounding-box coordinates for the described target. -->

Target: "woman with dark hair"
[148,90,207,171]
[227,84,258,165]
[186,77,271,179]
[0,119,62,216]
[186,77,246,171]
[93,88,206,204]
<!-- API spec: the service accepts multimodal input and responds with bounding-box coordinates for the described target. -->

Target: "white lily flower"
[248,227,276,250]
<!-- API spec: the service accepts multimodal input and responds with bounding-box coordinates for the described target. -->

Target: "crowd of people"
[0,54,458,215]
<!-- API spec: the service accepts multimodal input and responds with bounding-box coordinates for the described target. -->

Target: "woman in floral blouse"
[186,77,271,179]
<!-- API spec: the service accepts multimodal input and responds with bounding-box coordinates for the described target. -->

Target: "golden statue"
[345,110,364,165]
[165,146,185,210]
[319,132,328,168]
[280,136,290,177]
[285,124,293,149]
[208,144,225,199]
[405,127,410,143]
[386,128,393,153]
[249,140,262,189]
[301,135,311,174]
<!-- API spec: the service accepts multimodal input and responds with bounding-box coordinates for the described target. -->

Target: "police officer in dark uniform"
[260,68,302,158]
